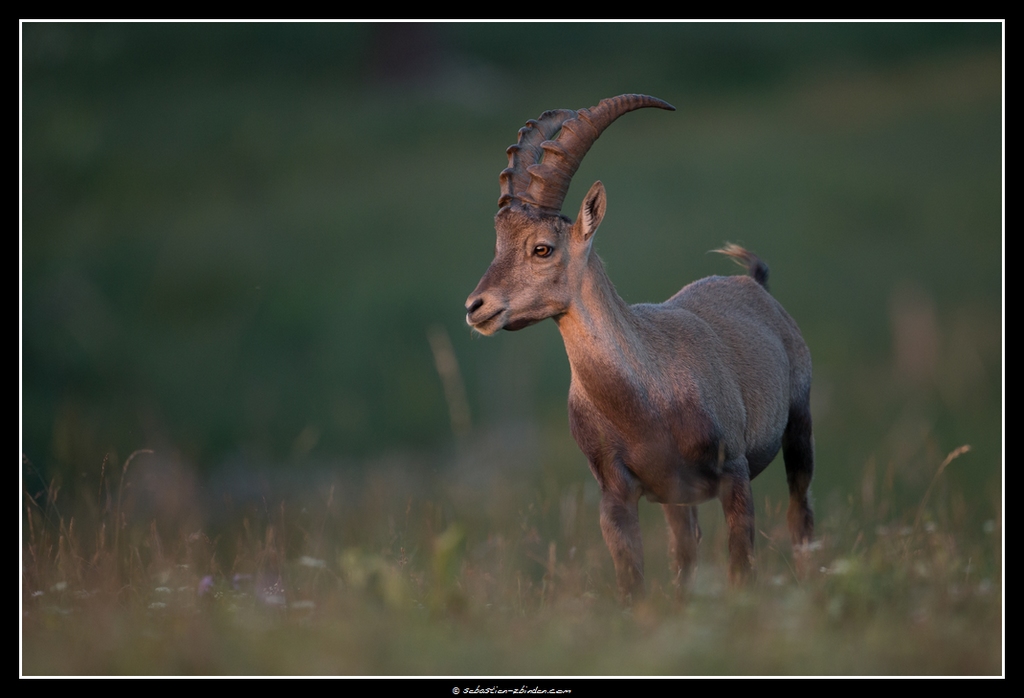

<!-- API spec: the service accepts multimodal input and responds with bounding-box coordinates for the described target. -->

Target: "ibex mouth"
[466,307,505,336]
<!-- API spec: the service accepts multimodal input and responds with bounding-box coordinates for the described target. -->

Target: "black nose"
[467,297,484,314]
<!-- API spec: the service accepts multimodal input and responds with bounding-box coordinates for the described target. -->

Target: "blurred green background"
[22,22,1002,520]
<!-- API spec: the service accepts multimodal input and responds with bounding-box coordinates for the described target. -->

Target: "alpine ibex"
[465,94,814,601]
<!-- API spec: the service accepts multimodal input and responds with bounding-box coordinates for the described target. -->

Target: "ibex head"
[465,94,675,335]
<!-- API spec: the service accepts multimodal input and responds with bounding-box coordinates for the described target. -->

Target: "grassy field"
[22,23,1002,675]
[22,443,1000,675]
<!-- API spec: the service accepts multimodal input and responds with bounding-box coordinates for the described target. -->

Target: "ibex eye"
[534,245,553,258]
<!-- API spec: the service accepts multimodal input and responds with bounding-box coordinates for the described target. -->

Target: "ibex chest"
[567,378,726,504]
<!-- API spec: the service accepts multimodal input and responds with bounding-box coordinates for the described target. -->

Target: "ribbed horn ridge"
[498,109,576,210]
[498,94,675,214]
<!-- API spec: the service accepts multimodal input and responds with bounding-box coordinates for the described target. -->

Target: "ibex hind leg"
[782,399,815,576]
[719,459,756,586]
[662,503,700,595]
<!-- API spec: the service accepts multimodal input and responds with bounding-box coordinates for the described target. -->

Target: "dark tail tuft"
[713,243,769,290]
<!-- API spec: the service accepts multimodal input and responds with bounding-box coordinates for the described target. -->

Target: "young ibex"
[465,94,814,601]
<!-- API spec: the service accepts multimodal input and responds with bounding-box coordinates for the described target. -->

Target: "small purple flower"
[198,575,215,597]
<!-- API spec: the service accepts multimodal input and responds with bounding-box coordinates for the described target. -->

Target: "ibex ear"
[573,181,607,242]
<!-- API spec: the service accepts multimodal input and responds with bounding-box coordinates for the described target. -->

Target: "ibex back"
[465,94,814,602]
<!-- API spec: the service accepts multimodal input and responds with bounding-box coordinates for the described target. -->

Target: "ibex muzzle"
[466,95,815,602]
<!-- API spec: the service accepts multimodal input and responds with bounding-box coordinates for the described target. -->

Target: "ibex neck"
[555,254,648,397]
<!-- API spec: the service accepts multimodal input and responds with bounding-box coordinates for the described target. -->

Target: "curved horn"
[498,94,675,214]
[498,108,576,210]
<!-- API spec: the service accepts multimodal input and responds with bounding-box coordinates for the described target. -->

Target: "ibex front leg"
[718,458,756,585]
[663,503,701,591]
[598,471,645,604]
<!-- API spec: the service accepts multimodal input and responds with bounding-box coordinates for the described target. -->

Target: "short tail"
[713,243,769,290]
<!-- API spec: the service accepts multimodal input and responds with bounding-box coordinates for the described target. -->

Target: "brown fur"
[466,105,814,603]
